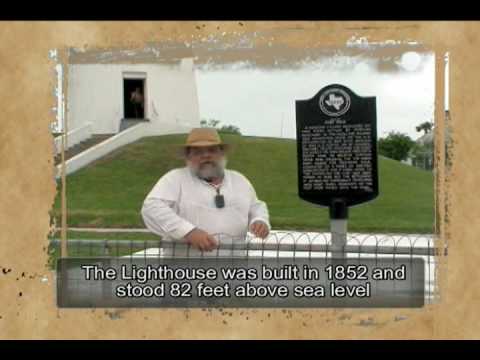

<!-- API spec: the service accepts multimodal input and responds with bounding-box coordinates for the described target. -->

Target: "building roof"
[69,44,194,64]
[67,35,430,70]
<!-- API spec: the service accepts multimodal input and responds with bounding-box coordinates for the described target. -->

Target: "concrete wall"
[54,122,92,154]
[55,121,192,178]
[56,122,146,178]
[67,60,200,135]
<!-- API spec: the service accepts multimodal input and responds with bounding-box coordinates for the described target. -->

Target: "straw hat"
[183,127,228,147]
[176,128,231,157]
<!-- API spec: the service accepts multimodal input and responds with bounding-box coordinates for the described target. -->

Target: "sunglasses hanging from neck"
[214,187,225,208]
[203,178,225,209]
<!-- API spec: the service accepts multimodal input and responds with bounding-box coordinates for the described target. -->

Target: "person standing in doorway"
[130,87,144,118]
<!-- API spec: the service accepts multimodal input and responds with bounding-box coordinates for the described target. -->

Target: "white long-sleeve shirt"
[141,167,271,245]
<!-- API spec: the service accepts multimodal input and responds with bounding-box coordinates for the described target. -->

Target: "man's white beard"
[188,158,227,180]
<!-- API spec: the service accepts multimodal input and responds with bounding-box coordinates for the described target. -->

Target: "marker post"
[330,199,348,259]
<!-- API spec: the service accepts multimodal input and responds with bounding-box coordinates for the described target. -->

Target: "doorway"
[123,78,145,119]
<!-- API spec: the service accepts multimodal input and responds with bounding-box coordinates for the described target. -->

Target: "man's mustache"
[199,161,216,167]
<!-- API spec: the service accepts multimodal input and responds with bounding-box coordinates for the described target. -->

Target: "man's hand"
[249,221,270,239]
[184,228,218,252]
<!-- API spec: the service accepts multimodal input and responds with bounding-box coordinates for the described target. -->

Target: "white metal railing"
[54,122,92,154]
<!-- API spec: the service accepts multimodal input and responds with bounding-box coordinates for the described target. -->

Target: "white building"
[67,47,200,135]
[54,47,200,177]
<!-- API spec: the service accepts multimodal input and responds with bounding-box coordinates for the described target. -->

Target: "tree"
[200,118,242,135]
[219,124,241,135]
[378,131,415,161]
[416,121,433,135]
[200,118,221,128]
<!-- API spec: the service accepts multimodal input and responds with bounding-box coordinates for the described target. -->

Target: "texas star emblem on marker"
[317,87,351,117]
[325,93,345,110]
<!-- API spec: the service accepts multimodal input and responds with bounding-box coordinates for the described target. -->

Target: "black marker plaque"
[296,84,378,215]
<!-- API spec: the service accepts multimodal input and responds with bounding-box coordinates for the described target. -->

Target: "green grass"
[51,133,434,233]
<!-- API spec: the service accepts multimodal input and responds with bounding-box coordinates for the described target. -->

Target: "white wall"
[67,61,200,135]
[54,122,92,154]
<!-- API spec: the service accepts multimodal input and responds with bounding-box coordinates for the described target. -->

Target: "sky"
[195,51,435,140]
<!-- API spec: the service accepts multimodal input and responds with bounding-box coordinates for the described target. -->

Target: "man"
[130,87,144,118]
[141,128,270,254]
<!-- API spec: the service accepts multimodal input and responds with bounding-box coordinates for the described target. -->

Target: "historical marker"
[296,84,378,219]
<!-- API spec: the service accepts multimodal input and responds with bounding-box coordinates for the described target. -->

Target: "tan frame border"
[0,21,474,339]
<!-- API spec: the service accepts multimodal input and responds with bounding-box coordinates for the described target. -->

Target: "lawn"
[51,133,434,234]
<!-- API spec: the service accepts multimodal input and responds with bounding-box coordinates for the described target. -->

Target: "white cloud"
[195,52,435,140]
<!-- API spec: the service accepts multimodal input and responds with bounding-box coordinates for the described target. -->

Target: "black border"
[1,1,480,20]
[2,340,480,356]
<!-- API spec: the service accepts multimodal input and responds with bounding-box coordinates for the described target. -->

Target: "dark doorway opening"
[123,78,145,119]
